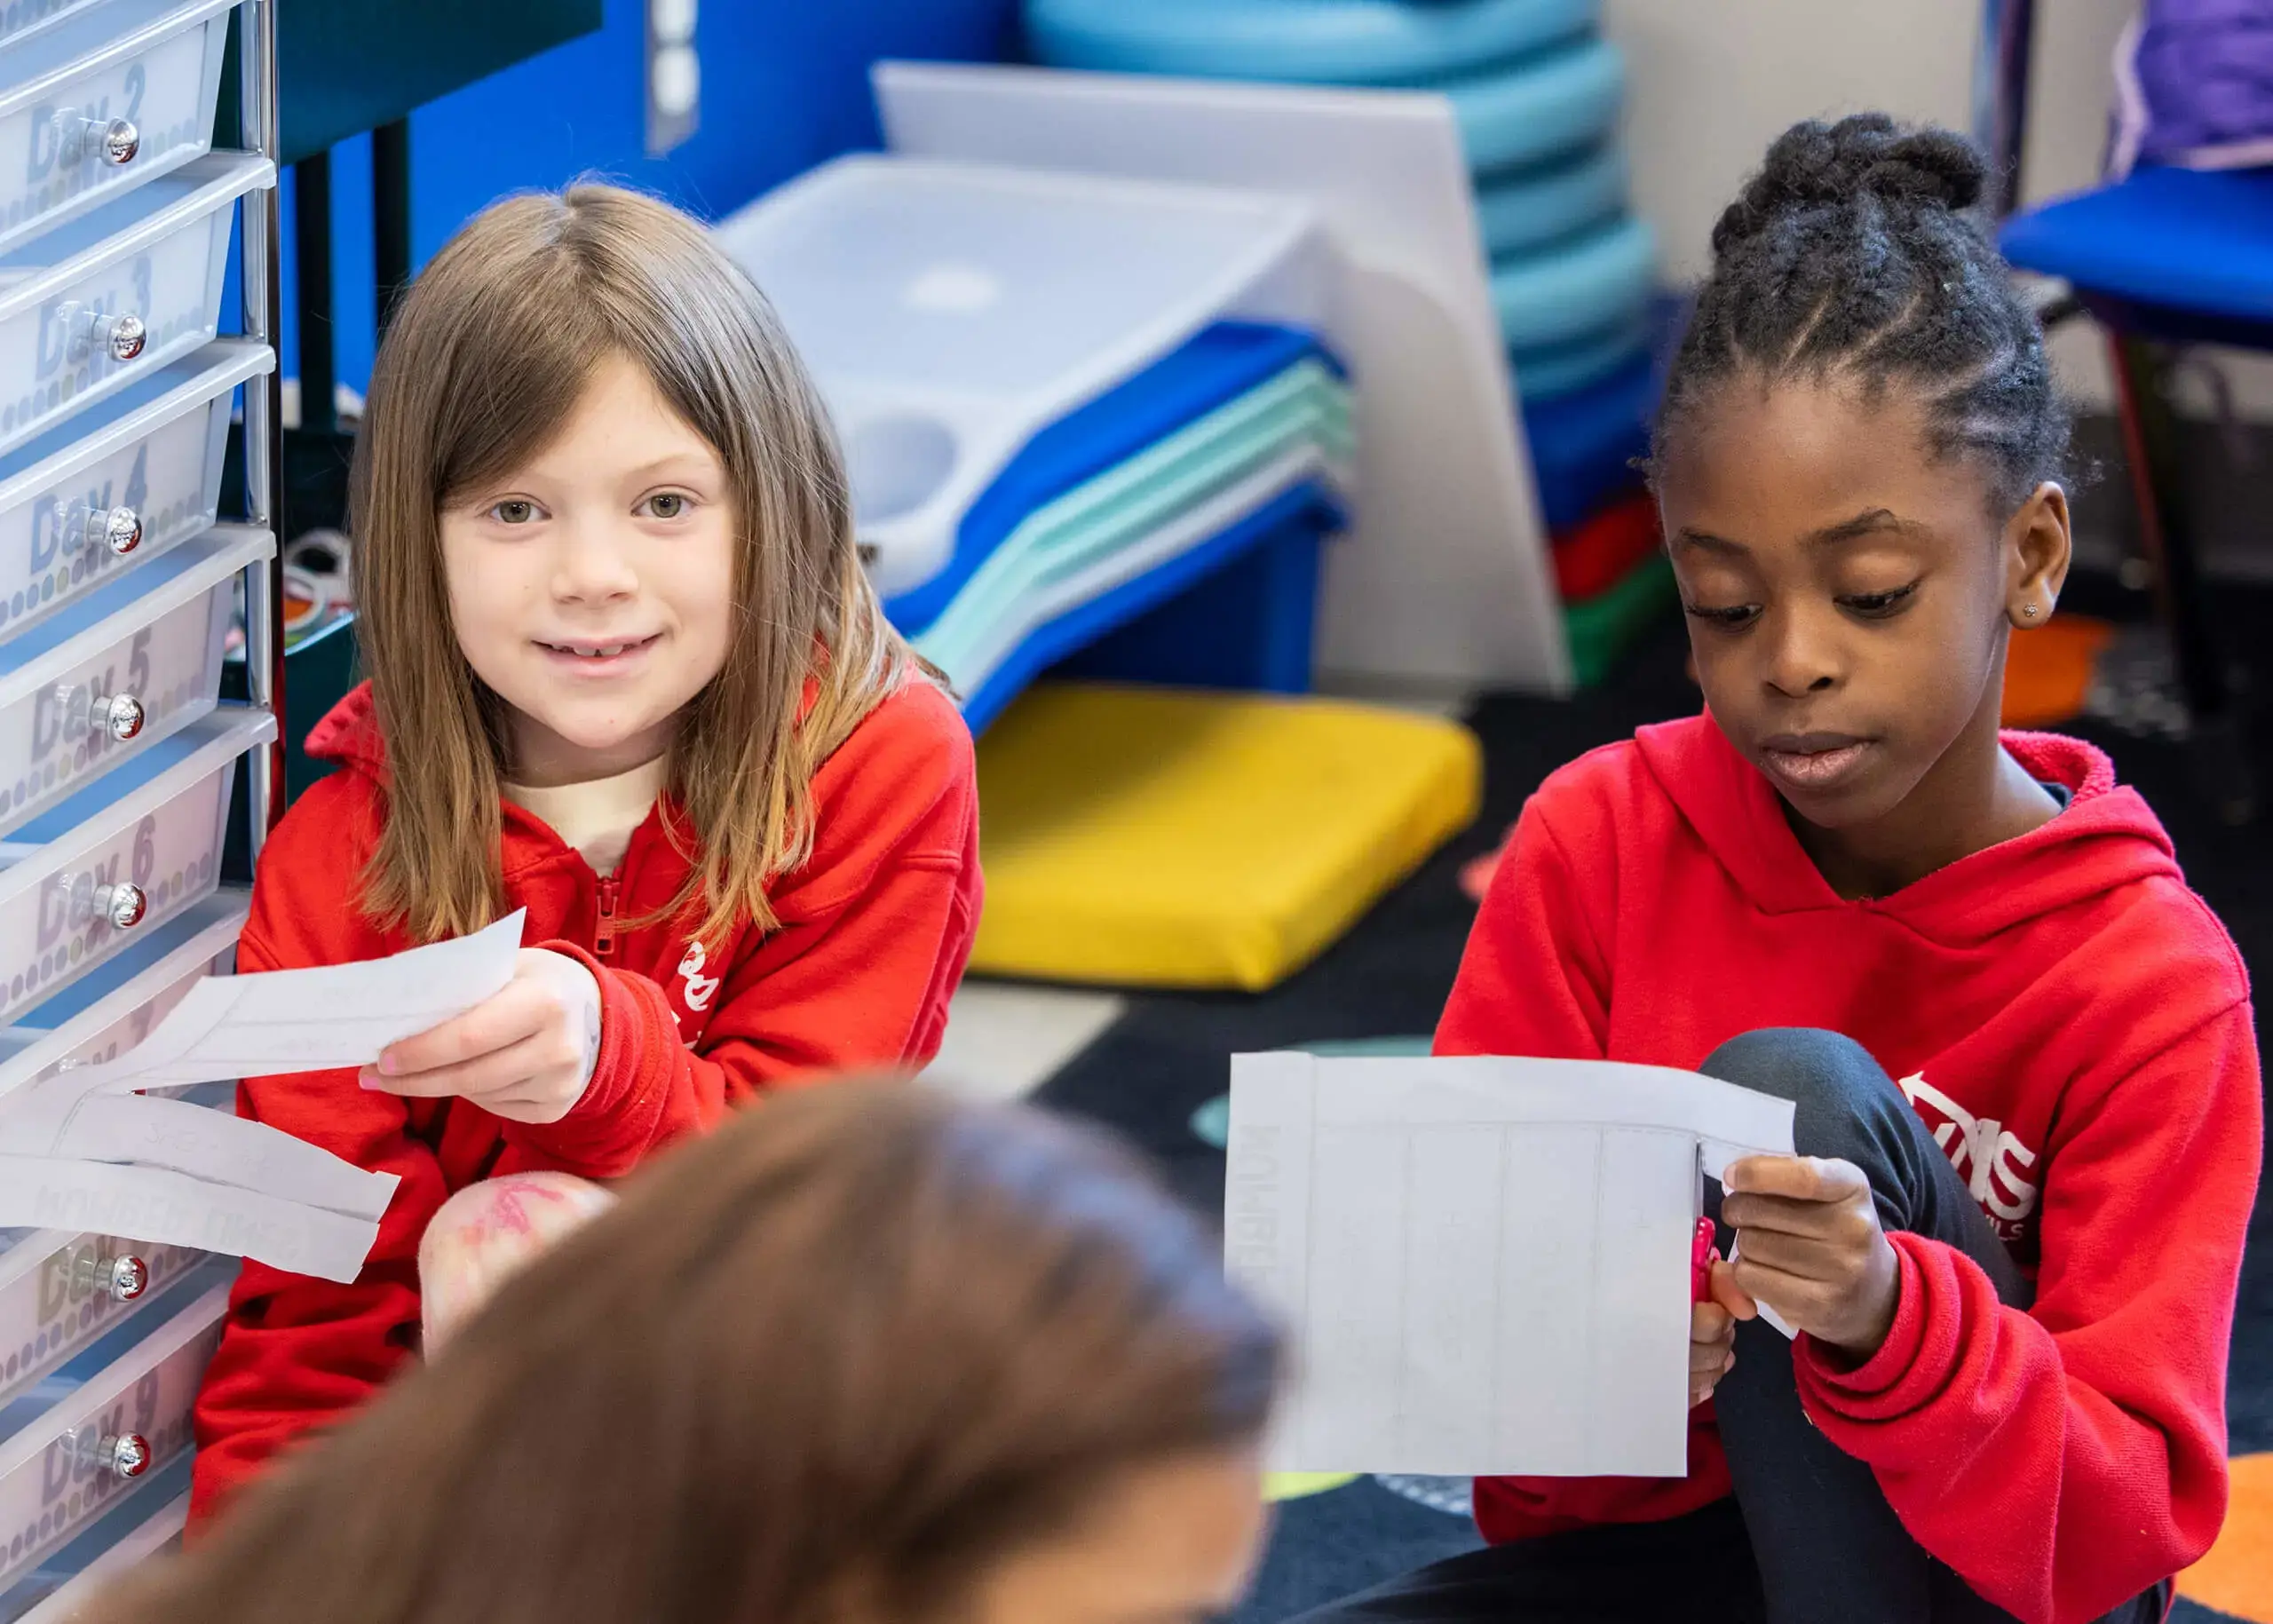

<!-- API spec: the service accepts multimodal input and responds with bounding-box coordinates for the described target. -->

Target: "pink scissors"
[1691,1215,1720,1303]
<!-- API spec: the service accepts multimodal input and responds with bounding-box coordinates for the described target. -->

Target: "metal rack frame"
[236,0,286,860]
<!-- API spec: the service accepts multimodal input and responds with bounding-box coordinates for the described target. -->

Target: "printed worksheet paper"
[1226,1052,1795,1478]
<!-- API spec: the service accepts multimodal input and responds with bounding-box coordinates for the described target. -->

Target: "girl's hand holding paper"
[359,948,602,1124]
[1720,1154,1901,1363]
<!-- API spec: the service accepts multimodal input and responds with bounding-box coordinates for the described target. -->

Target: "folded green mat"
[1564,551,1676,686]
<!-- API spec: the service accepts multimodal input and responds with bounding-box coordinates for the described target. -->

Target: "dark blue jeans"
[1284,1030,2168,1624]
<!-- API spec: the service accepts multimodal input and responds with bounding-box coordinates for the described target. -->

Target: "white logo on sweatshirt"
[1897,1073,2040,1233]
[676,940,721,1012]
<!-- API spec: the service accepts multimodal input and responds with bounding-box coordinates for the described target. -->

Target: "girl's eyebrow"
[1673,511,1926,557]
[1808,508,1924,545]
[622,451,721,479]
[1672,527,1746,556]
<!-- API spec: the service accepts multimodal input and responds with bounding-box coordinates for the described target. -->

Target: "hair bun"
[1711,115,1987,256]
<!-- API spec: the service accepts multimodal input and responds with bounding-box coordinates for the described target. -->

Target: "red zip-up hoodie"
[1444,714,2258,1624]
[189,678,981,1521]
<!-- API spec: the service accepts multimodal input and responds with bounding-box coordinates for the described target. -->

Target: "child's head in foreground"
[348,182,918,946]
[1651,115,2074,884]
[97,1083,1280,1624]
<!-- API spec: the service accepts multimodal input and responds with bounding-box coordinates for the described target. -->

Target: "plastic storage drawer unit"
[0,1233,205,1410]
[0,152,271,459]
[0,0,238,257]
[0,1280,224,1595]
[0,343,270,641]
[0,705,268,1028]
[0,526,270,838]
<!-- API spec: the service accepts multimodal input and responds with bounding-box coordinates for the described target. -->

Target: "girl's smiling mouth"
[535,633,663,673]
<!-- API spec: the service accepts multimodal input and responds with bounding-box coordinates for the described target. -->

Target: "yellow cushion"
[1265,1471,1360,1502]
[972,684,1483,991]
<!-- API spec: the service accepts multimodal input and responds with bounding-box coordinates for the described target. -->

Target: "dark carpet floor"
[1031,594,2273,1623]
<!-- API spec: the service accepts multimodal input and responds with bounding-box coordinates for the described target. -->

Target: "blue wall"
[260,0,1018,401]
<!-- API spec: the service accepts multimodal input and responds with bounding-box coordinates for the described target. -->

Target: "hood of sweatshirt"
[1633,714,2182,949]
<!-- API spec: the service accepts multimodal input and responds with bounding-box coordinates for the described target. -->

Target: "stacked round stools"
[1027,0,1675,685]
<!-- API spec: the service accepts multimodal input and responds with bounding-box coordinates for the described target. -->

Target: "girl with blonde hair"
[188,182,982,1520]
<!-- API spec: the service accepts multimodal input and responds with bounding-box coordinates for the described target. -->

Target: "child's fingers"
[1723,1155,1870,1205]
[1719,1224,1847,1283]
[376,981,550,1077]
[1721,1190,1822,1232]
[1728,1254,1835,1327]
[1691,1335,1736,1406]
[361,1028,557,1100]
[474,1078,584,1125]
[1709,1192,1873,1256]
[1691,1299,1733,1343]
[1708,1256,1757,1320]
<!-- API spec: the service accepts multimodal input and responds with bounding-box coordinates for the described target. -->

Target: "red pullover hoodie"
[188,679,981,1521]
[1442,714,2257,1624]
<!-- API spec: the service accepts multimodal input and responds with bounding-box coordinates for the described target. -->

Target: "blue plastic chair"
[2000,163,2273,821]
[1971,0,2265,819]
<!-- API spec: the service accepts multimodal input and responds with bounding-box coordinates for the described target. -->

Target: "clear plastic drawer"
[0,1,114,56]
[0,343,270,645]
[0,0,237,257]
[2,1464,186,1622]
[0,151,272,460]
[0,891,245,1105]
[0,1278,224,1595]
[0,891,243,1409]
[0,1232,207,1413]
[0,705,267,1028]
[0,526,267,840]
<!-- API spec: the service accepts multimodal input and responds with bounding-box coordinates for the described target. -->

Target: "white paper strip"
[80,910,527,1091]
[43,1094,396,1220]
[0,912,525,1283]
[0,1157,380,1283]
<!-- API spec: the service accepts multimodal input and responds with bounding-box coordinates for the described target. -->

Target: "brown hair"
[352,182,927,947]
[92,1085,1280,1624]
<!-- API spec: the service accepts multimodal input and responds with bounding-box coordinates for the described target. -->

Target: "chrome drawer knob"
[104,1254,148,1300]
[56,684,146,741]
[104,314,146,362]
[51,114,139,168]
[59,874,151,931]
[96,506,142,555]
[61,305,146,365]
[97,882,147,930]
[73,1251,148,1301]
[97,693,144,741]
[99,1432,150,1479]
